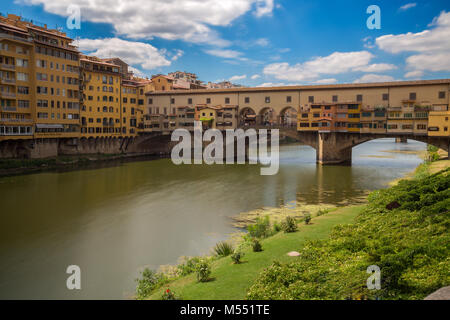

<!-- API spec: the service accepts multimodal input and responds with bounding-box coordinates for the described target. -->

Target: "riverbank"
[140,157,449,300]
[0,153,164,177]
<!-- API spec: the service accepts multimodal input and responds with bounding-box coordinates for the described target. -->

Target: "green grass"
[148,205,364,300]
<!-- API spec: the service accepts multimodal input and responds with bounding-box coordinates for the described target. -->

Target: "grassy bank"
[145,206,364,300]
[138,159,449,300]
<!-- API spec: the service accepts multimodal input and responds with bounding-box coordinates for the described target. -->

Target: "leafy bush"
[195,259,211,282]
[161,288,178,300]
[177,257,201,276]
[281,216,298,233]
[316,209,328,217]
[272,222,282,233]
[214,241,234,257]
[247,216,271,239]
[252,239,263,252]
[304,213,312,225]
[135,268,166,300]
[231,251,244,264]
[247,168,450,300]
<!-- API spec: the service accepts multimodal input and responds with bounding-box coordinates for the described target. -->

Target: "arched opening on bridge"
[258,107,276,126]
[239,107,256,127]
[279,107,297,128]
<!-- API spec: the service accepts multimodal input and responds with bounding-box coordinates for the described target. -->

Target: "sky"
[1,0,450,87]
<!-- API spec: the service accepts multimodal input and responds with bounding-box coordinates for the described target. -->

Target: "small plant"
[273,222,281,233]
[177,256,201,276]
[247,216,271,239]
[304,213,312,225]
[135,268,166,300]
[213,241,234,257]
[161,288,178,300]
[195,259,211,282]
[281,216,298,233]
[252,239,263,252]
[316,209,327,217]
[231,251,244,264]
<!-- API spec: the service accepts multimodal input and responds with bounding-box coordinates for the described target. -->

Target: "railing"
[1,78,16,84]
[0,118,32,122]
[0,92,16,98]
[2,106,17,112]
[0,64,15,70]
[0,32,33,43]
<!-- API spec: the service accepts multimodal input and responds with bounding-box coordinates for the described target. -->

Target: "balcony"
[2,106,17,112]
[0,92,16,99]
[1,78,16,84]
[0,32,33,44]
[0,64,15,71]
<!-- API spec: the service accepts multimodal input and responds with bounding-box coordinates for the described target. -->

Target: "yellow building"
[151,74,174,91]
[80,55,122,138]
[428,111,450,137]
[1,13,81,140]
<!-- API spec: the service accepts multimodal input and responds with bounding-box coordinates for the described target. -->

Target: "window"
[265,97,270,103]
[206,98,211,104]
[409,92,416,100]
[244,97,250,103]
[17,72,28,81]
[171,98,175,104]
[308,96,314,103]
[225,97,230,104]
[417,124,427,130]
[148,98,153,104]
[188,98,193,104]
[286,96,292,103]
[382,93,389,101]
[356,94,363,102]
[332,95,338,102]
[439,91,446,99]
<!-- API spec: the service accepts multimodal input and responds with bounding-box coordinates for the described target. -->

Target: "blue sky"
[1,0,450,86]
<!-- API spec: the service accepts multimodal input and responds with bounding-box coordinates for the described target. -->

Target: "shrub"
[281,216,298,233]
[195,259,211,282]
[247,216,271,239]
[272,222,282,233]
[247,168,450,300]
[161,288,178,300]
[213,241,234,257]
[304,213,312,225]
[231,251,244,264]
[316,209,327,216]
[177,256,201,276]
[252,239,263,252]
[135,268,166,300]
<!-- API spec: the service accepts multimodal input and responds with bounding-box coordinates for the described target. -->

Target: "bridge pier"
[317,132,352,165]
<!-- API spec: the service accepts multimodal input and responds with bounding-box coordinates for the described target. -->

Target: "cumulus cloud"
[204,49,247,60]
[353,74,395,83]
[257,82,286,87]
[376,11,450,73]
[251,74,261,80]
[353,63,397,72]
[263,51,375,82]
[313,78,338,84]
[17,0,276,46]
[78,38,171,70]
[399,3,417,11]
[404,70,424,79]
[229,74,247,81]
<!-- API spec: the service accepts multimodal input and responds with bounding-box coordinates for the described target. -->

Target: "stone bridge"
[130,127,449,165]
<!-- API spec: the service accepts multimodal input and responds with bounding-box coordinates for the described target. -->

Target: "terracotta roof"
[146,79,450,96]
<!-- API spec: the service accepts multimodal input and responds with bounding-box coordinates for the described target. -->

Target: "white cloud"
[257,82,286,87]
[204,49,247,60]
[313,78,338,84]
[229,74,247,81]
[353,74,395,83]
[78,38,171,70]
[399,3,417,11]
[376,11,450,73]
[254,38,270,47]
[18,0,276,46]
[263,51,374,81]
[170,49,184,61]
[251,74,261,80]
[354,63,397,72]
[404,70,424,78]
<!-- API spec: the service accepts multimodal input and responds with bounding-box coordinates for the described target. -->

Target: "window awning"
[36,124,64,129]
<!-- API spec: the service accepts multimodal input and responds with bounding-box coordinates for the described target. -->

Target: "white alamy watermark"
[366,5,381,30]
[171,121,279,175]
[66,5,81,30]
[66,265,81,290]
[366,265,381,290]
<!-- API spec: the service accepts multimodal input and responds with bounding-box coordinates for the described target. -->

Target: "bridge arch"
[258,107,276,125]
[279,106,297,127]
[239,107,257,126]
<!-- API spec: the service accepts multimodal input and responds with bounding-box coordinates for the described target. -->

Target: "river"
[0,138,426,299]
